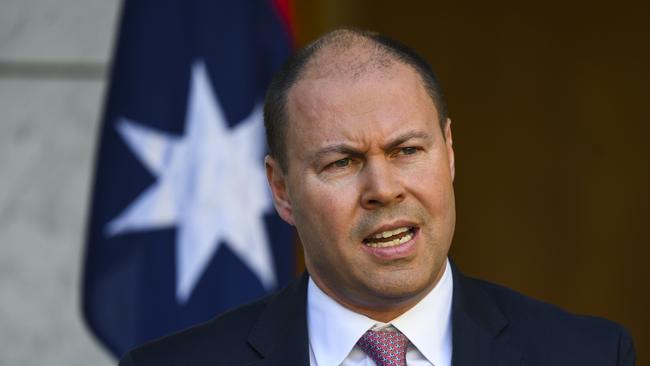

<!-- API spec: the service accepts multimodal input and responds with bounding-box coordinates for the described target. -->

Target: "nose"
[360,159,405,209]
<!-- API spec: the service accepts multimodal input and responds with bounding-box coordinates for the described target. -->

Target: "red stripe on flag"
[272,0,295,45]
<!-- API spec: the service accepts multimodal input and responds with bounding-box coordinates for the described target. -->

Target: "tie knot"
[357,329,409,366]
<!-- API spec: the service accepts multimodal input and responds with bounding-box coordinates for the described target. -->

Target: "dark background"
[294,0,649,362]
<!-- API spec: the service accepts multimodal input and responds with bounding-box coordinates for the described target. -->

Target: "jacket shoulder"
[469,277,635,365]
[119,293,276,366]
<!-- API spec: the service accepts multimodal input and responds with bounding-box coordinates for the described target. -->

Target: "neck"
[310,266,445,323]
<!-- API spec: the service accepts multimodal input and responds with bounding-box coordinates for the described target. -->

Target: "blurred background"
[1,0,647,365]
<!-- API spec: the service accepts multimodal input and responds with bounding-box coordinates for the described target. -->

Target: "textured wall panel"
[0,0,120,63]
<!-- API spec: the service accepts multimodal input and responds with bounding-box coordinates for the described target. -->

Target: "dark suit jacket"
[119,263,636,365]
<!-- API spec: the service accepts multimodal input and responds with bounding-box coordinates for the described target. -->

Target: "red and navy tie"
[357,329,410,366]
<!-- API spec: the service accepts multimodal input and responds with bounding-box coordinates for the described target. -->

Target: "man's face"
[266,62,456,316]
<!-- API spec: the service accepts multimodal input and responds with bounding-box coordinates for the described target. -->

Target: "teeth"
[373,226,410,239]
[365,230,413,248]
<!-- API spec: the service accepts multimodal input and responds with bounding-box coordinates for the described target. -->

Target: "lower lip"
[361,228,419,260]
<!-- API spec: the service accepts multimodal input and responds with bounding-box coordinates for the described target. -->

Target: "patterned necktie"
[357,329,410,366]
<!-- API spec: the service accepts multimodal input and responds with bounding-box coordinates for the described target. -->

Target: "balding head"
[299,29,396,81]
[264,28,448,172]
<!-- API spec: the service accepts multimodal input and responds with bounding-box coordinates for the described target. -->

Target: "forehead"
[284,62,439,154]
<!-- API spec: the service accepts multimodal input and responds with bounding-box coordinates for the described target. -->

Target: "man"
[119,29,635,366]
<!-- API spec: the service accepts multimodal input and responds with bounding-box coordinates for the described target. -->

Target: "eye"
[320,156,358,174]
[332,158,351,168]
[400,147,418,155]
[390,146,421,160]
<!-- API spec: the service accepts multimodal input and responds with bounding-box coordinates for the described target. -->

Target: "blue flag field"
[83,0,295,357]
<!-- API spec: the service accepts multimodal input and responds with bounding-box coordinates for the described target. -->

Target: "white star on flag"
[105,61,277,303]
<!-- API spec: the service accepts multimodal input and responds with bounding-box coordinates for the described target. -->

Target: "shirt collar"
[307,259,453,366]
[392,258,453,366]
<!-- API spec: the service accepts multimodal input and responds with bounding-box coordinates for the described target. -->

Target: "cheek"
[292,177,359,241]
[409,161,454,212]
[293,183,359,274]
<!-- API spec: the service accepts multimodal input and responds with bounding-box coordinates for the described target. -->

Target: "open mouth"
[363,226,417,248]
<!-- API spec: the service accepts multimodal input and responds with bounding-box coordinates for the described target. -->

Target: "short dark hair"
[264,28,448,172]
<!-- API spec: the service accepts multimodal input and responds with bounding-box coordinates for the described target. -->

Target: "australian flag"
[82,0,295,358]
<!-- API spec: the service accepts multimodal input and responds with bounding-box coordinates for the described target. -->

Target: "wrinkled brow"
[309,130,433,164]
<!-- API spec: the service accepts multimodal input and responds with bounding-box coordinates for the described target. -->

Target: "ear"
[265,155,295,225]
[444,118,455,181]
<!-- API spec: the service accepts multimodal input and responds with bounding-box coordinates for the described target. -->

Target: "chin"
[366,272,434,300]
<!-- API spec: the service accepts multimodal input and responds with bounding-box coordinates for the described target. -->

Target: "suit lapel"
[245,273,310,366]
[450,262,523,366]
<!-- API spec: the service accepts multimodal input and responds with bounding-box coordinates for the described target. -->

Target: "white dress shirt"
[307,259,453,366]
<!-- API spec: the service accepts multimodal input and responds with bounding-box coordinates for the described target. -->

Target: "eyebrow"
[310,145,363,165]
[381,130,433,151]
[309,130,433,164]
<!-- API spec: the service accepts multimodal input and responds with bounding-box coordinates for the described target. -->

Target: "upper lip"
[363,220,418,240]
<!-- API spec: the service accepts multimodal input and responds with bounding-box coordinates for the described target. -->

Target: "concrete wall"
[0,1,121,365]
